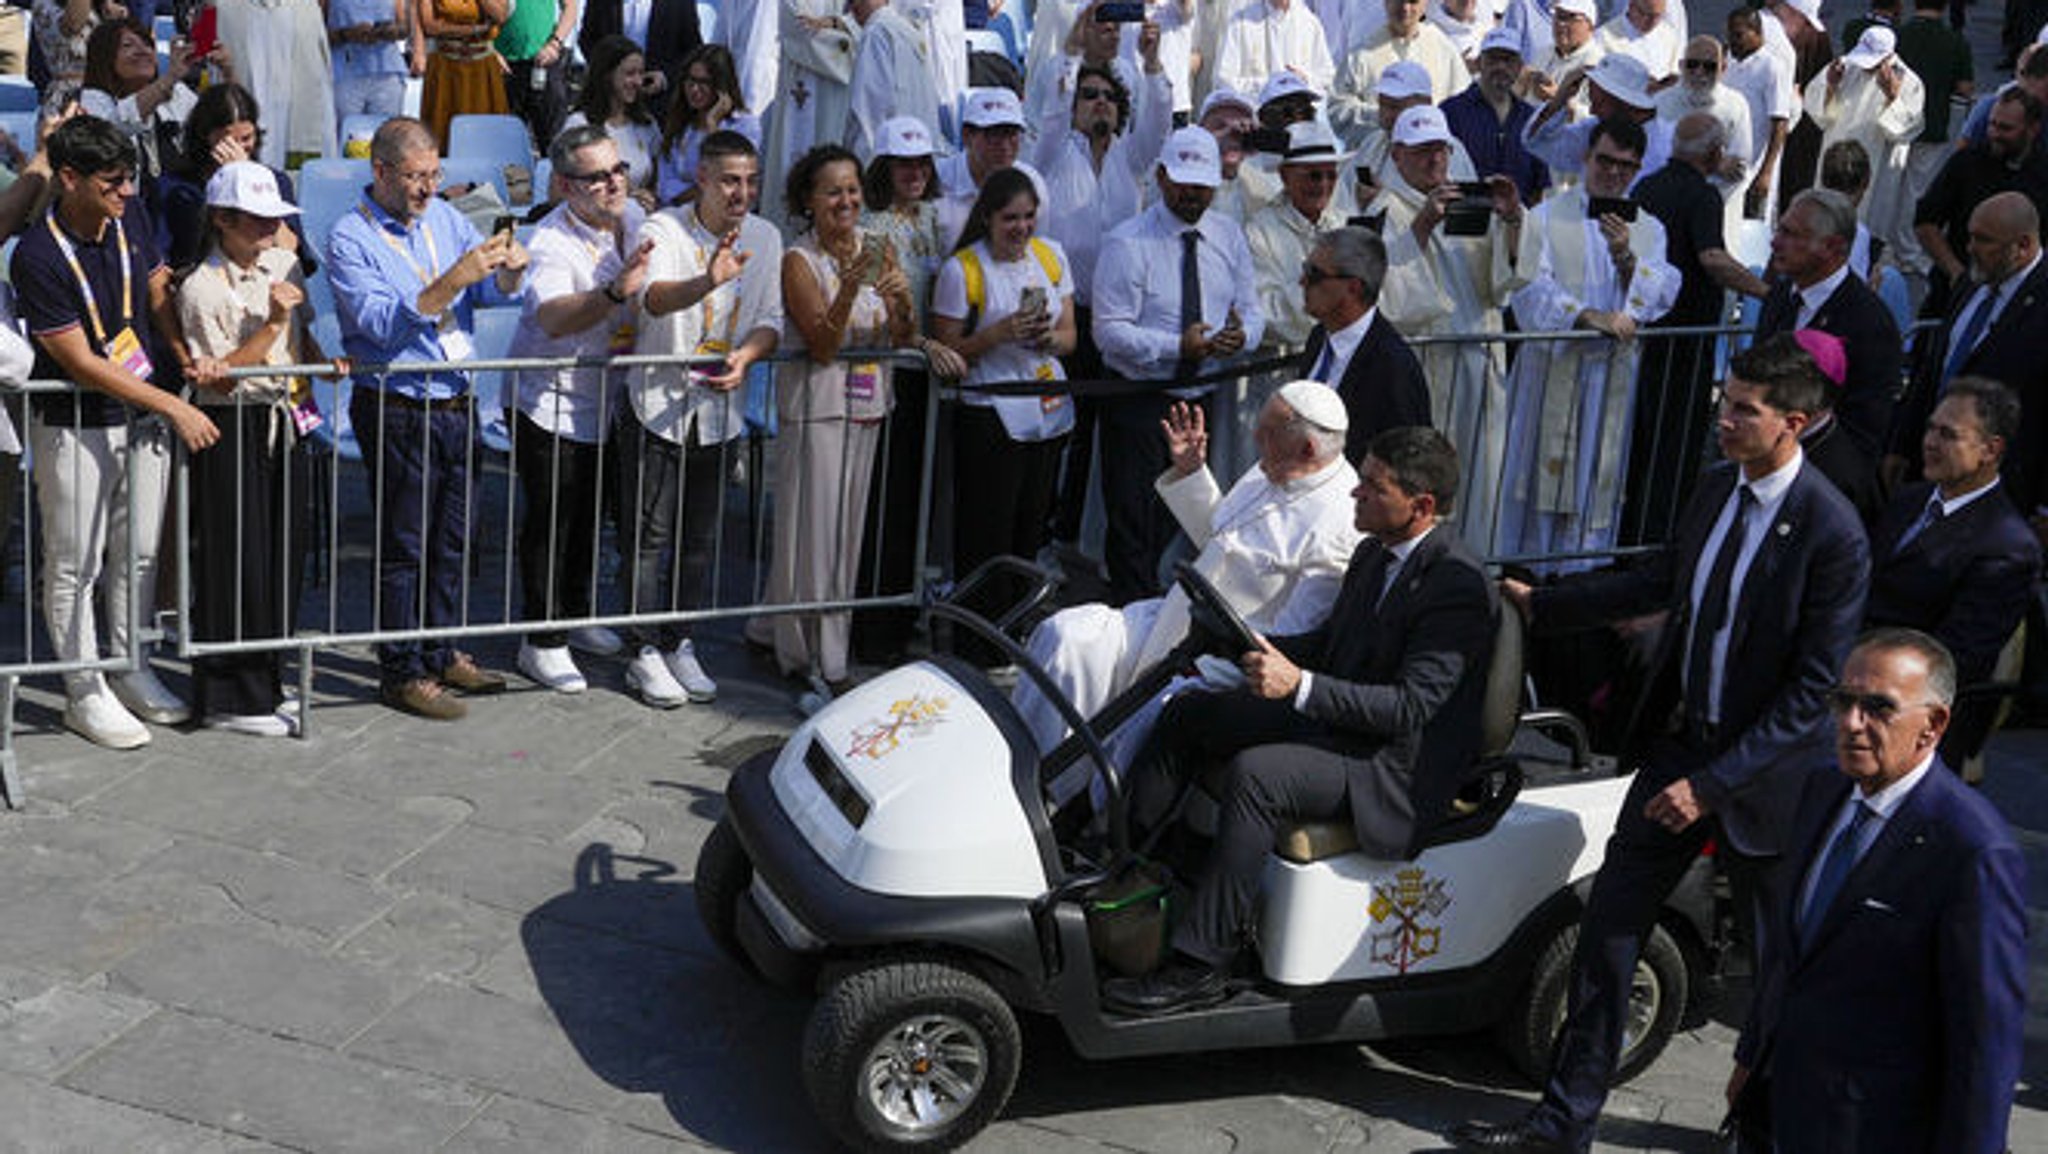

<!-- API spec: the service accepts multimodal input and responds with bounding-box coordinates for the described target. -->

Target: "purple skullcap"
[1794,329,1848,386]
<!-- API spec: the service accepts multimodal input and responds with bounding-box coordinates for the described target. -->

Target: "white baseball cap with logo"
[962,87,1026,129]
[1258,71,1321,108]
[1588,54,1655,110]
[1391,105,1455,148]
[1199,87,1256,122]
[1781,0,1824,31]
[206,161,300,218]
[1553,0,1597,21]
[1480,26,1524,57]
[1376,60,1434,101]
[876,116,936,158]
[1842,26,1897,69]
[1158,125,1222,187]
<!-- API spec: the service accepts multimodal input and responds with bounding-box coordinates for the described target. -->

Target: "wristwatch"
[603,280,627,304]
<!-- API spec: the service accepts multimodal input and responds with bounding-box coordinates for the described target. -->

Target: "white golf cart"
[696,562,1718,1151]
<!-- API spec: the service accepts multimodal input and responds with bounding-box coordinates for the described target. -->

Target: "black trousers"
[1621,330,1717,547]
[951,404,1064,662]
[514,413,608,649]
[613,412,726,652]
[1050,304,1104,543]
[191,405,306,717]
[1128,692,1355,967]
[501,56,569,156]
[854,369,929,663]
[1098,387,1215,605]
[1527,738,1777,1149]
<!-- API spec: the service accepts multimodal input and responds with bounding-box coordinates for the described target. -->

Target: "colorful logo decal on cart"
[845,694,950,760]
[1368,867,1451,973]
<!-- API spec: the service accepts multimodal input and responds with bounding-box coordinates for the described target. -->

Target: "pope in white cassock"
[1369,106,1525,551]
[1495,117,1679,565]
[762,0,858,223]
[1801,27,1925,264]
[1013,382,1361,760]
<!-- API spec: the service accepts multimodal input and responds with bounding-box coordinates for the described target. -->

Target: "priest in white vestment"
[1330,0,1473,143]
[761,0,857,225]
[1246,121,1353,346]
[1495,118,1679,565]
[1801,27,1925,265]
[1593,0,1681,84]
[722,0,780,115]
[846,0,943,159]
[1213,0,1337,101]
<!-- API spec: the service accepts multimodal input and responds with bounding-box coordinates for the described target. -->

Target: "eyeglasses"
[1589,152,1643,173]
[684,73,714,88]
[1076,85,1117,101]
[1681,58,1718,71]
[383,165,442,188]
[1300,261,1353,285]
[1824,688,1938,722]
[569,161,632,187]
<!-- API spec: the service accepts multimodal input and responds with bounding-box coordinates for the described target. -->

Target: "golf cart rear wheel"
[694,818,758,977]
[1499,921,1688,1088]
[803,960,1021,1152]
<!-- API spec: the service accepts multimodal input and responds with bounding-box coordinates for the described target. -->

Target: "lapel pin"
[1776,522,1791,537]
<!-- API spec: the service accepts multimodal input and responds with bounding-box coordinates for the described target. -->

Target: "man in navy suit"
[1104,427,1497,1016]
[1890,192,2048,511]
[1297,227,1433,463]
[1754,189,1905,460]
[1453,333,1870,1153]
[1867,377,2043,764]
[1726,629,2026,1154]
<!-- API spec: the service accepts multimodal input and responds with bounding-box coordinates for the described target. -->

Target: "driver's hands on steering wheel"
[1241,634,1303,699]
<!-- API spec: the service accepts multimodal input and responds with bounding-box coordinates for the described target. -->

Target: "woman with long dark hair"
[656,43,760,206]
[160,83,299,270]
[561,33,661,207]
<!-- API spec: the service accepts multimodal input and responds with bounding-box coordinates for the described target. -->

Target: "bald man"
[1894,192,2048,510]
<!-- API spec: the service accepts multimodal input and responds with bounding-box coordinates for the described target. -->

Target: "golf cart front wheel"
[803,959,1021,1151]
[694,818,758,978]
[1500,921,1689,1087]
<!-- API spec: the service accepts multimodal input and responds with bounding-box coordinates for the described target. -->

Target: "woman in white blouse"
[79,19,235,193]
[560,34,661,210]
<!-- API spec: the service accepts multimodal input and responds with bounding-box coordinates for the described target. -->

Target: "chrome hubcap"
[861,1014,989,1132]
[1620,961,1664,1060]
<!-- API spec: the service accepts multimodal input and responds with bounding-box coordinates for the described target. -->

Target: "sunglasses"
[1076,85,1117,102]
[1300,261,1353,285]
[1823,688,1937,722]
[1681,58,1718,71]
[569,161,632,187]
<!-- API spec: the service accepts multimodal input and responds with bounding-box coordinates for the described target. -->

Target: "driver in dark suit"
[1103,427,1498,1016]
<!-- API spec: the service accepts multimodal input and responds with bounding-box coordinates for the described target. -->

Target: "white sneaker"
[109,666,191,725]
[204,712,293,738]
[566,626,624,657]
[518,643,587,694]
[65,689,151,749]
[666,640,717,702]
[626,646,689,708]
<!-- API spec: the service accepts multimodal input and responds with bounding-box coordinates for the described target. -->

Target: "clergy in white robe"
[1213,0,1336,101]
[1246,121,1353,345]
[1012,385,1361,756]
[1371,104,1524,549]
[761,0,857,226]
[1331,0,1474,143]
[722,0,781,115]
[1496,121,1679,565]
[919,0,966,143]
[846,0,943,160]
[1801,28,1925,263]
[1518,0,1602,118]
[1593,0,1681,84]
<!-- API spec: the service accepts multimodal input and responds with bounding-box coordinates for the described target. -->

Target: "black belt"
[377,391,472,413]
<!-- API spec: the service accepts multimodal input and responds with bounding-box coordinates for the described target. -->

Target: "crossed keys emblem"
[845,694,949,760]
[1368,867,1452,973]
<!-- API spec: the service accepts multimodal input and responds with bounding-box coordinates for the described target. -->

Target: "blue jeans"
[351,390,475,688]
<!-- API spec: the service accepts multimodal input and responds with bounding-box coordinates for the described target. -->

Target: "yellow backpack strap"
[1029,237,1062,288]
[959,247,986,334]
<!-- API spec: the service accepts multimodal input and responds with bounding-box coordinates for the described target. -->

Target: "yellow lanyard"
[685,210,742,351]
[45,211,133,346]
[358,203,441,290]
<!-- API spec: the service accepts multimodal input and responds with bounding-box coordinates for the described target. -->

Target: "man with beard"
[1913,88,2048,317]
[1247,120,1354,345]
[1370,104,1524,548]
[1092,126,1265,603]
[1024,0,1143,139]
[1443,26,1552,207]
[1654,36,1755,229]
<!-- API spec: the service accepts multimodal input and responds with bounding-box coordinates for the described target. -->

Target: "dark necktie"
[1893,498,1944,555]
[1176,228,1202,382]
[1941,285,1997,392]
[1799,801,1875,946]
[1310,340,1336,383]
[1686,486,1757,724]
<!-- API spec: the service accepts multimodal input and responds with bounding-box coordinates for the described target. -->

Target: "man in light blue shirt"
[327,116,529,719]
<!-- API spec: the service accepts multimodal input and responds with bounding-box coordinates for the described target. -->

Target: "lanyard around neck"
[45,211,133,345]
[358,202,442,289]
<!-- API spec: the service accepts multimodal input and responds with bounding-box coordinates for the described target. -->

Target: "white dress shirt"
[1796,753,1935,923]
[1092,200,1267,387]
[626,207,785,446]
[1311,305,1374,386]
[509,199,650,442]
[1687,451,1802,722]
[1794,262,1851,330]
[1294,523,1433,709]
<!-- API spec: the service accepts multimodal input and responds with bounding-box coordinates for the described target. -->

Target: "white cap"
[1375,60,1434,101]
[1552,0,1597,21]
[1842,26,1897,69]
[962,87,1026,128]
[1275,380,1349,432]
[1588,53,1655,110]
[2037,23,2048,45]
[1781,0,1824,31]
[1198,87,1256,122]
[1391,105,1455,148]
[1158,125,1222,187]
[1279,120,1351,166]
[1480,26,1524,57]
[205,161,299,218]
[875,116,935,158]
[1258,71,1320,107]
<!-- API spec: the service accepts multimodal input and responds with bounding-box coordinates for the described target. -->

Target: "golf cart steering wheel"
[1174,560,1261,658]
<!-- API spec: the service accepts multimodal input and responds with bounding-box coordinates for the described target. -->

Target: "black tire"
[1497,921,1689,1088]
[802,959,1022,1152]
[694,818,758,978]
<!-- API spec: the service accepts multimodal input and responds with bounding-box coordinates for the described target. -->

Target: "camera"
[1443,181,1494,237]
[1588,196,1639,223]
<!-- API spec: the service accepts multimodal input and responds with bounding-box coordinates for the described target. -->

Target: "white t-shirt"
[931,238,1077,442]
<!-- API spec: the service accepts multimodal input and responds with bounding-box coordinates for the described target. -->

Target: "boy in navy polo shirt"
[11,115,222,749]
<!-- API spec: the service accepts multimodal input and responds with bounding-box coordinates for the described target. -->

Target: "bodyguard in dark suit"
[1298,226,1432,462]
[1728,630,2026,1154]
[1867,377,2043,763]
[1890,192,2048,511]
[1453,334,1870,1153]
[1755,189,1905,459]
[1104,427,1496,1016]
[578,0,703,99]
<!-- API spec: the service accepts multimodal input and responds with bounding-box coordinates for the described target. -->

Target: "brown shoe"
[438,653,507,695]
[383,678,467,720]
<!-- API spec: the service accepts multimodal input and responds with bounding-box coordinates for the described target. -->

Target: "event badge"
[609,321,637,357]
[288,376,324,436]
[1036,361,1064,414]
[437,315,475,363]
[107,326,153,382]
[846,362,880,403]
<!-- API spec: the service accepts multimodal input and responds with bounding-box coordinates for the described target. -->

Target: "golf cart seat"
[1270,604,1527,865]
